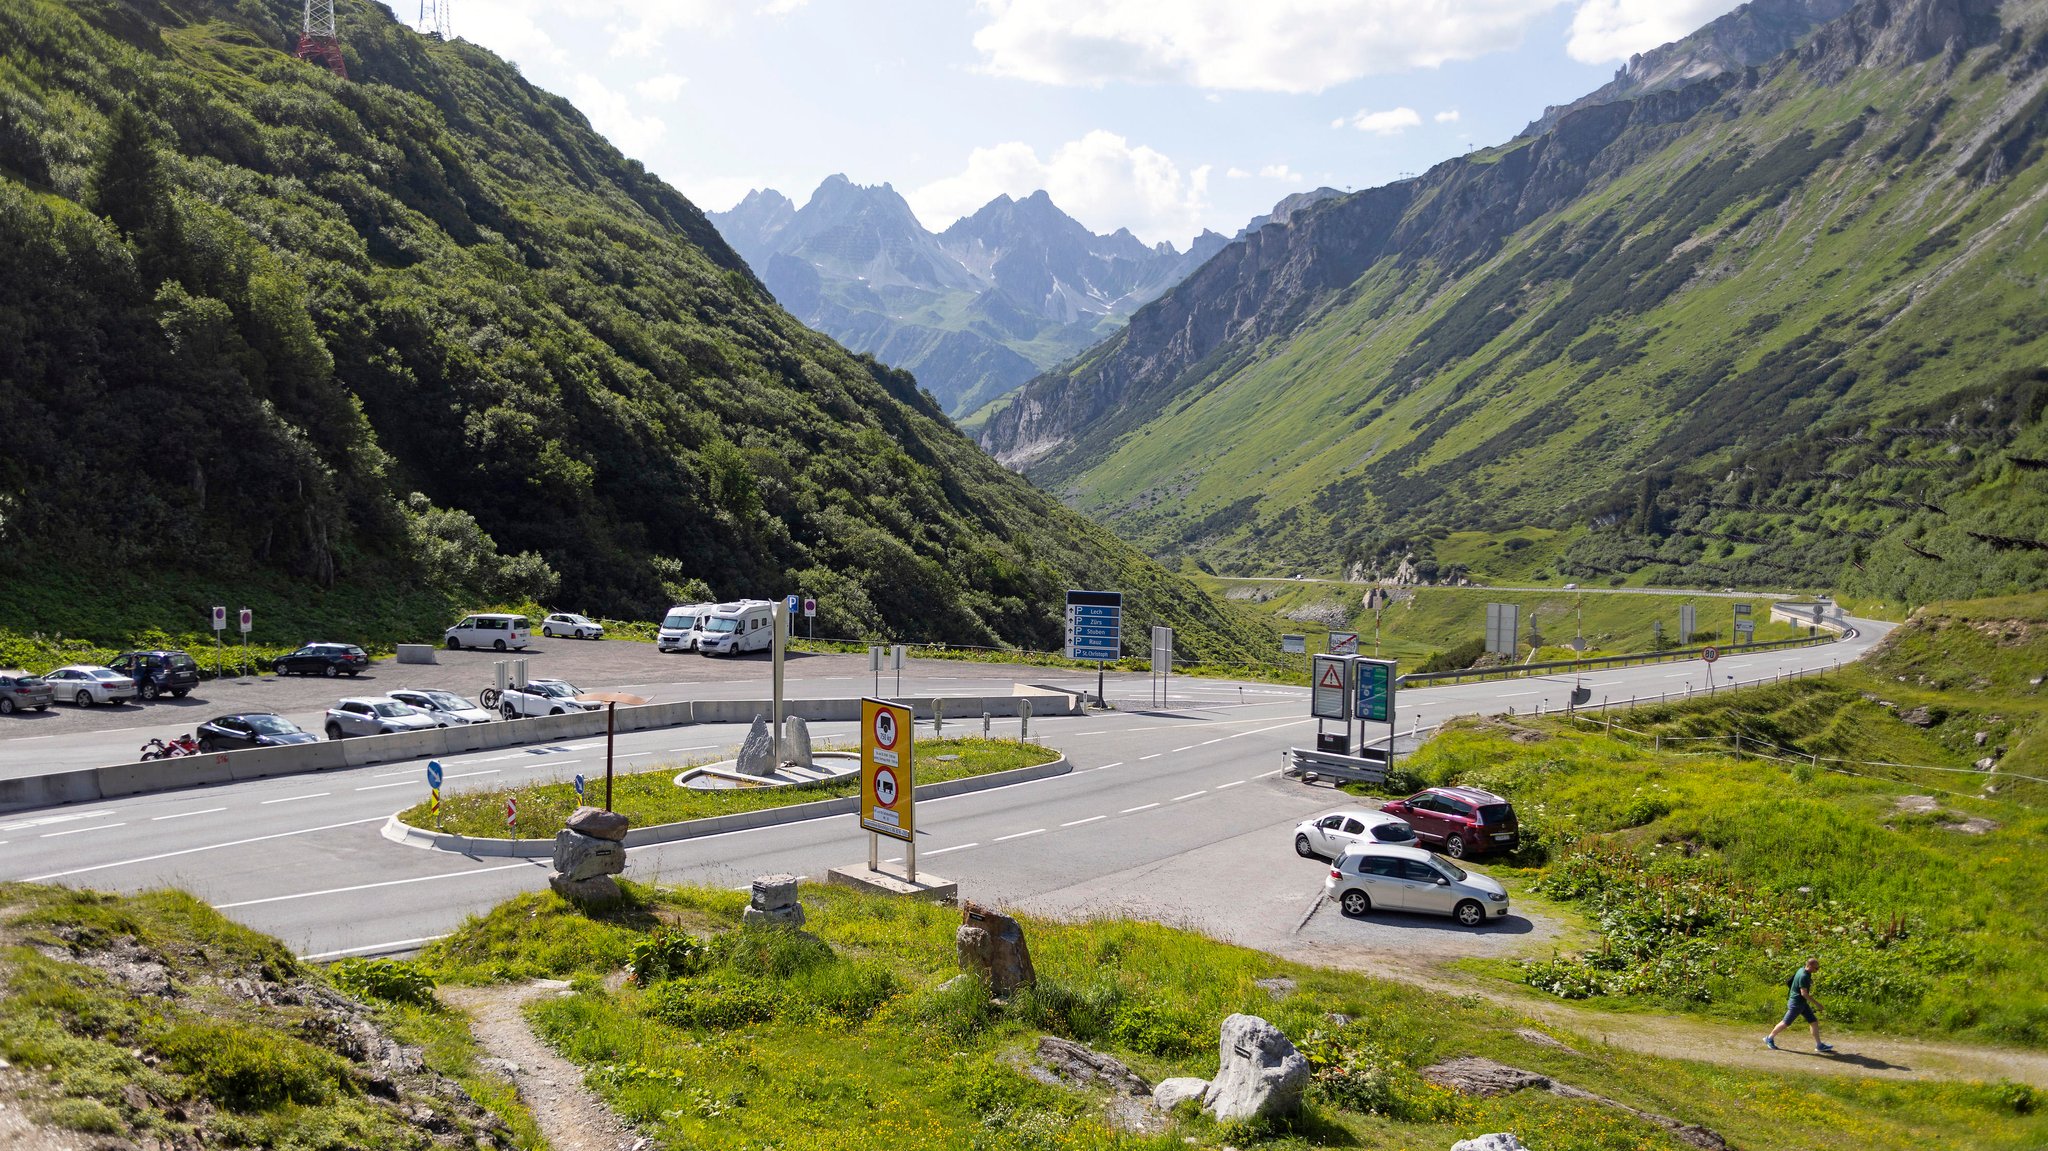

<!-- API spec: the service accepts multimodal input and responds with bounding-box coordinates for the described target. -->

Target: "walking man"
[1765,957,1834,1052]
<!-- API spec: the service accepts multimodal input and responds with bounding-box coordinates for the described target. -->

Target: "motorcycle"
[140,735,200,760]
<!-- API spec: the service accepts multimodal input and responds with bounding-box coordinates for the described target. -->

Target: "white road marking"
[1139,753,1163,761]
[1171,746,1196,754]
[356,780,417,792]
[301,935,450,960]
[1201,739,1225,746]
[261,792,330,805]
[1121,803,1160,814]
[1501,691,1539,698]
[1256,769,1283,778]
[2,810,119,832]
[1095,761,1123,770]
[152,807,227,821]
[1216,780,1246,790]
[1170,790,1207,802]
[994,828,1046,842]
[213,862,535,908]
[923,842,978,856]
[1060,815,1107,828]
[21,816,390,882]
[43,822,126,838]
[1229,719,1312,739]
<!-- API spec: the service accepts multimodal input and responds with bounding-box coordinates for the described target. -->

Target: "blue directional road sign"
[426,759,444,789]
[1354,659,1395,724]
[574,773,586,799]
[1065,589,1123,661]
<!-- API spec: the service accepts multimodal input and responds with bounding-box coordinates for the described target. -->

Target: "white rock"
[1152,1077,1208,1111]
[1201,1014,1309,1123]
[1451,1135,1530,1151]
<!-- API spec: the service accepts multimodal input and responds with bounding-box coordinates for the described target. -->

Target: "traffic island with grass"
[396,737,1059,840]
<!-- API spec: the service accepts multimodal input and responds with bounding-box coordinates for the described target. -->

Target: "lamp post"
[575,691,650,811]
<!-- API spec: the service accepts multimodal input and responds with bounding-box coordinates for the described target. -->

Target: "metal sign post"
[772,600,788,759]
[893,644,907,697]
[1680,603,1697,646]
[859,697,915,881]
[210,605,226,677]
[1065,590,1122,706]
[1485,603,1519,657]
[803,596,816,639]
[869,645,885,697]
[1150,625,1173,707]
[238,608,252,676]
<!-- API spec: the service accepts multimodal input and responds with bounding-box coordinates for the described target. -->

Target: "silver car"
[386,689,494,726]
[323,697,439,739]
[497,678,601,720]
[1325,843,1510,928]
[44,665,137,707]
[541,613,604,640]
[1294,807,1416,859]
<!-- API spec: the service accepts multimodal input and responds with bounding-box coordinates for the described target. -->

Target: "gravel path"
[442,981,647,1151]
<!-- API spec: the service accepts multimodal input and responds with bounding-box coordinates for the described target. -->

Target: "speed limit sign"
[1701,646,1719,663]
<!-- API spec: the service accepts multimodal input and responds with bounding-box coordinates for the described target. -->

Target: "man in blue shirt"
[1765,956,1834,1052]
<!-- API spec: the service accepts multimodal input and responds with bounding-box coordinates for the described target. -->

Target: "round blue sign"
[426,759,444,788]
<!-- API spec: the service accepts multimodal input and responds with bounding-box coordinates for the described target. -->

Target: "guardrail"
[1394,632,1842,689]
[1282,747,1390,784]
[0,688,1080,815]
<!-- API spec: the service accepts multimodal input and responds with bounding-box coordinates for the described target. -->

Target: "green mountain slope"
[0,0,1268,662]
[978,0,2048,606]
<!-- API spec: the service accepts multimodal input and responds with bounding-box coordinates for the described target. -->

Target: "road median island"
[384,737,1066,855]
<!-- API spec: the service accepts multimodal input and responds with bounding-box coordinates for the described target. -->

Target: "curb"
[381,753,1072,857]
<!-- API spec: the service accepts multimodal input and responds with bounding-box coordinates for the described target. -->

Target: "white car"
[386,689,494,726]
[323,697,439,739]
[1294,808,1416,860]
[444,613,531,651]
[541,613,604,640]
[1326,843,1510,928]
[497,678,602,720]
[44,665,137,707]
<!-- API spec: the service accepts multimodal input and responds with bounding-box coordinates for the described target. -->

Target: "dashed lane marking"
[1216,780,1246,790]
[1121,803,1160,814]
[261,793,330,805]
[994,828,1046,842]
[21,816,389,882]
[43,822,126,838]
[213,861,534,908]
[1170,790,1207,802]
[924,842,977,856]
[1060,815,1107,828]
[152,807,227,820]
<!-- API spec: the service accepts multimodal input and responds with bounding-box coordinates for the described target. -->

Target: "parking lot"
[0,640,877,739]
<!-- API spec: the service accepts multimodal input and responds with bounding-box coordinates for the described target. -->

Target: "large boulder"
[548,873,621,905]
[736,716,776,776]
[1201,1014,1309,1123]
[1452,1136,1529,1151]
[565,805,629,842]
[782,715,813,768]
[551,829,624,882]
[956,901,1035,995]
[1034,1036,1150,1095]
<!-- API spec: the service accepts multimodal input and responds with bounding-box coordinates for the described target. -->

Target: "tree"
[85,104,179,281]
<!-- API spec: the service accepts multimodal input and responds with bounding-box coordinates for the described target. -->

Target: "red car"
[1378,786,1519,859]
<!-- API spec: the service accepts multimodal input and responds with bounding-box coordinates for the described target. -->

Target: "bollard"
[1021,698,1032,741]
[983,712,991,737]
[934,698,944,737]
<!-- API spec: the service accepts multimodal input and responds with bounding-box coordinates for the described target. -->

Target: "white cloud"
[1435,109,1461,123]
[909,130,1212,246]
[1346,107,1422,135]
[443,0,570,68]
[1226,166,1252,179]
[759,0,808,13]
[1258,163,1301,180]
[635,73,689,101]
[568,74,668,159]
[599,0,727,58]
[970,0,1568,94]
[1330,117,1347,129]
[1564,0,1743,64]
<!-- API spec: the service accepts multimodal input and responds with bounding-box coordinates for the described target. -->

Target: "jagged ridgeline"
[0,0,1268,659]
[981,0,2048,605]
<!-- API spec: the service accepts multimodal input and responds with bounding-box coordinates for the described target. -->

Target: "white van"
[657,602,717,652]
[693,600,776,656]
[444,613,531,651]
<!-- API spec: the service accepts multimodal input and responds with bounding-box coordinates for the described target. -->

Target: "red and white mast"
[296,0,347,78]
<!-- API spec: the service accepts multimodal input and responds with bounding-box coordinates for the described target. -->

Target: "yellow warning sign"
[860,697,914,842]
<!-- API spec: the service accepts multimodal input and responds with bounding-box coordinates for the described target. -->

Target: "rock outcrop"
[1200,1014,1309,1124]
[955,901,1035,995]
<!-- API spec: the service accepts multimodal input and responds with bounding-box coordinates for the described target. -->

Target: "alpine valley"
[980,0,2048,610]
[709,178,1229,421]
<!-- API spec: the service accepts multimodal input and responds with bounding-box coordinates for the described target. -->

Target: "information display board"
[1065,590,1123,661]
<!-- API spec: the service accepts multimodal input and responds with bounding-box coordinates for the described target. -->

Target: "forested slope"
[0,0,1266,661]
[980,0,2048,608]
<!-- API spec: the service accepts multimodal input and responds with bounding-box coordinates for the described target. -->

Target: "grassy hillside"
[0,0,1270,667]
[997,0,2047,606]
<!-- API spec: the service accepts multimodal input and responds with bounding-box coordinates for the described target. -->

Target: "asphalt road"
[0,619,1887,960]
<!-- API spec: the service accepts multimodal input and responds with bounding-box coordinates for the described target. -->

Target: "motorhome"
[693,599,776,656]
[657,602,718,653]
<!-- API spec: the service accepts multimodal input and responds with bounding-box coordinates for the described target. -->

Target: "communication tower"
[418,0,451,40]
[296,0,347,78]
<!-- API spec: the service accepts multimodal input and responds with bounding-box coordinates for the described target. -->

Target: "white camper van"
[693,600,776,656]
[657,602,717,653]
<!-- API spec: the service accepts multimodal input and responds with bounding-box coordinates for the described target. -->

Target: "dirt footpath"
[441,981,647,1151]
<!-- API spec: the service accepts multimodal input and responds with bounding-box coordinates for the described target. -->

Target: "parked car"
[1378,786,1520,859]
[541,613,604,640]
[0,671,54,714]
[693,600,776,656]
[445,613,531,651]
[273,643,369,677]
[1325,843,1510,927]
[106,650,202,701]
[195,713,319,752]
[1293,808,1416,859]
[658,602,716,652]
[44,665,136,707]
[497,678,601,720]
[387,688,494,726]
[323,697,439,739]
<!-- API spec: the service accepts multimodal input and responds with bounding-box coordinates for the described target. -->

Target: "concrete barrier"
[395,644,438,664]
[382,754,1072,857]
[0,690,1082,814]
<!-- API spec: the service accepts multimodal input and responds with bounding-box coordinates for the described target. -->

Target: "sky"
[389,0,1754,249]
